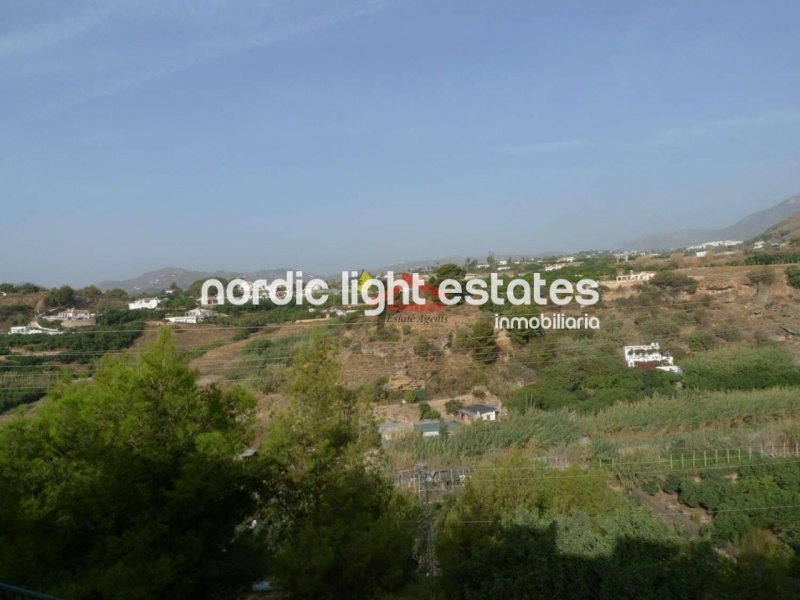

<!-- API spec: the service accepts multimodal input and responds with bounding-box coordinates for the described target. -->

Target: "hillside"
[622,191,800,251]
[717,192,800,240]
[96,266,310,293]
[759,199,800,245]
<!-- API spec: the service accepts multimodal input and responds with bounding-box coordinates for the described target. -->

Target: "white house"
[623,343,681,374]
[458,404,499,423]
[129,298,161,310]
[615,270,656,282]
[544,263,566,272]
[56,307,92,321]
[9,325,63,335]
[753,241,765,250]
[165,315,199,324]
[165,308,215,324]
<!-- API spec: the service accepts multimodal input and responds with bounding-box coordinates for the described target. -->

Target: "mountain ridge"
[620,192,800,251]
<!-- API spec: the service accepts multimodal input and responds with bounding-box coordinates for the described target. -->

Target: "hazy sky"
[2,0,800,286]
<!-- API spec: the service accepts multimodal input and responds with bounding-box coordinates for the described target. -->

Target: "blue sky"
[2,0,800,286]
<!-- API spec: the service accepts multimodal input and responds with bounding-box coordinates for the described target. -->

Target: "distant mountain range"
[621,192,800,251]
[96,193,800,293]
[96,267,309,293]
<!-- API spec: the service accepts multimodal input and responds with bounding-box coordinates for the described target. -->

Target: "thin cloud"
[0,2,120,57]
[495,140,590,156]
[649,109,800,145]
[16,0,397,122]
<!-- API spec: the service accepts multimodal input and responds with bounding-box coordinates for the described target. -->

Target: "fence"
[396,443,800,493]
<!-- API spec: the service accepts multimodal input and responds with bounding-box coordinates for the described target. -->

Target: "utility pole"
[415,463,436,595]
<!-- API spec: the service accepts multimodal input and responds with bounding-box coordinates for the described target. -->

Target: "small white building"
[544,263,566,272]
[458,404,499,423]
[165,308,215,324]
[615,270,656,282]
[9,325,63,335]
[623,342,672,367]
[129,298,161,310]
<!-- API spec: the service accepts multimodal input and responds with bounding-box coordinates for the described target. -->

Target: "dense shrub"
[507,352,679,414]
[686,331,716,352]
[682,346,800,391]
[747,268,776,286]
[785,265,800,289]
[650,271,698,294]
[455,319,499,364]
[418,402,440,420]
[445,399,463,415]
[404,388,431,404]
[745,252,800,265]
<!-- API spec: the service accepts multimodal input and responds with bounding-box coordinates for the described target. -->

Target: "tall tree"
[0,329,267,599]
[256,329,417,599]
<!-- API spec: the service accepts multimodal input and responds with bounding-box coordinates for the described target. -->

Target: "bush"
[638,316,680,338]
[642,479,661,496]
[458,319,499,364]
[368,377,389,402]
[785,265,800,289]
[444,399,463,415]
[232,328,250,341]
[686,331,716,352]
[404,388,431,404]
[747,268,776,286]
[418,402,440,420]
[414,339,434,358]
[682,346,800,391]
[663,474,682,495]
[650,271,698,294]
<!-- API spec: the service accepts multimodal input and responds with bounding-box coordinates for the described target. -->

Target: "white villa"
[615,270,656,282]
[9,325,63,335]
[623,342,682,374]
[129,298,161,310]
[46,307,93,321]
[544,263,566,272]
[165,308,215,324]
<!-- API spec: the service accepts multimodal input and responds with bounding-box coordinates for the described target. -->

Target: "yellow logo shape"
[357,271,374,292]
